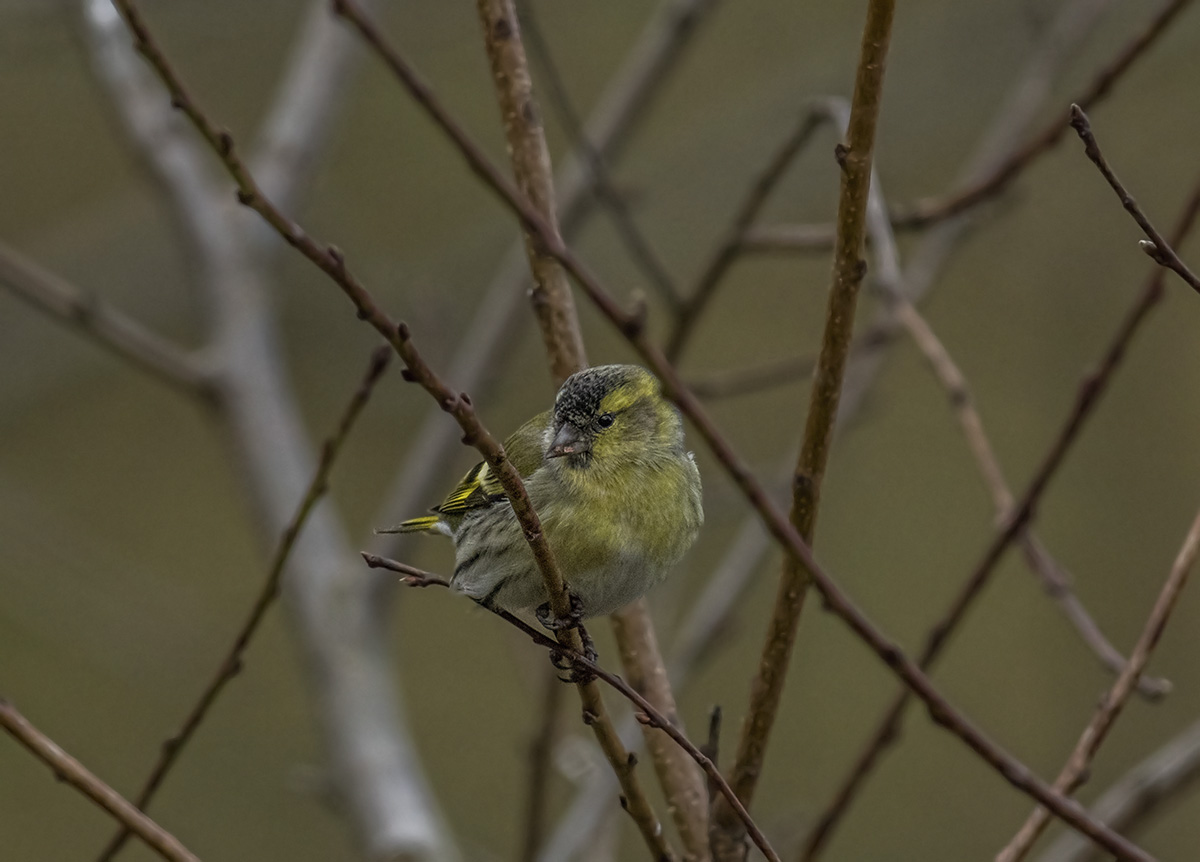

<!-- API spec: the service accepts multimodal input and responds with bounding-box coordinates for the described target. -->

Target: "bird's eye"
[597,413,615,428]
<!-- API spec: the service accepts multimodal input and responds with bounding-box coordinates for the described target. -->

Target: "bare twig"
[475,0,588,383]
[666,109,825,360]
[1069,105,1200,294]
[111,2,1158,855]
[86,3,454,858]
[996,508,1200,862]
[894,0,1194,228]
[0,239,213,400]
[369,0,719,567]
[248,0,372,215]
[887,295,1169,698]
[1037,718,1200,862]
[0,698,200,862]
[801,176,1200,862]
[517,0,683,312]
[738,223,839,254]
[713,5,895,857]
[368,558,779,862]
[97,347,391,861]
[851,106,1168,700]
[612,599,711,861]
[521,667,566,862]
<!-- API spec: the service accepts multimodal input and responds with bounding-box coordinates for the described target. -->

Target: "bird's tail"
[376,515,444,535]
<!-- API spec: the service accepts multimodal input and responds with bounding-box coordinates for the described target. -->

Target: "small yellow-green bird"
[386,364,703,619]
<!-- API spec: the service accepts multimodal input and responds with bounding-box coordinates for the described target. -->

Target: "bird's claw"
[535,592,585,632]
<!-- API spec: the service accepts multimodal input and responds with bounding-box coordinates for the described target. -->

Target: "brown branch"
[889,295,1169,699]
[894,0,1194,228]
[389,325,675,861]
[475,0,588,383]
[996,507,1200,862]
[97,346,391,862]
[685,323,896,400]
[666,109,825,360]
[520,667,565,862]
[1069,105,1200,295]
[0,698,201,862]
[799,177,1200,862]
[1037,718,1200,862]
[518,0,683,312]
[712,5,895,857]
[0,239,214,400]
[855,133,1168,700]
[737,222,840,254]
[366,557,780,862]
[612,599,711,861]
[475,1,703,857]
[369,0,717,566]
[109,3,1159,856]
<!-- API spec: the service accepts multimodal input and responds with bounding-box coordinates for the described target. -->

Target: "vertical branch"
[996,508,1200,862]
[476,0,587,383]
[473,2,707,857]
[711,3,895,857]
[613,598,711,861]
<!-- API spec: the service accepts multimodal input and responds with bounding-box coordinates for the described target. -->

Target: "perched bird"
[385,364,703,620]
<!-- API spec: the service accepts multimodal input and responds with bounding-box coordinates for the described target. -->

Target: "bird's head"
[544,364,682,473]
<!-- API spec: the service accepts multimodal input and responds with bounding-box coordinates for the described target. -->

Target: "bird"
[383,364,703,622]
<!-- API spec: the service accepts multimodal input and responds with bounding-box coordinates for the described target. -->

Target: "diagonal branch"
[996,507,1200,862]
[1069,105,1200,294]
[0,698,200,862]
[363,555,780,862]
[1036,718,1200,862]
[894,0,1194,228]
[0,239,213,400]
[97,346,391,861]
[108,2,1160,856]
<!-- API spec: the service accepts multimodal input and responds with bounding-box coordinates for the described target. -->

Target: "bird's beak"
[547,423,590,458]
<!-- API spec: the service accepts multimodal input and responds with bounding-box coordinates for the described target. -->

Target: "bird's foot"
[535,591,585,633]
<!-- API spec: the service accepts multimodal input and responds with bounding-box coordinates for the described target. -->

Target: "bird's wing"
[433,410,549,517]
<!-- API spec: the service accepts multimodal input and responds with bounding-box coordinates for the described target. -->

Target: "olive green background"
[2,1,1199,860]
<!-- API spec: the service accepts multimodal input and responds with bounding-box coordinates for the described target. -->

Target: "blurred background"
[2,1,1200,860]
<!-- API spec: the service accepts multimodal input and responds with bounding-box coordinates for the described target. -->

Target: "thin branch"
[685,323,895,401]
[0,698,200,862]
[369,0,719,568]
[1069,105,1200,294]
[365,558,780,862]
[248,0,372,215]
[86,3,455,858]
[97,347,391,861]
[518,0,683,312]
[737,223,839,255]
[714,6,895,857]
[475,0,588,383]
[894,0,1194,228]
[666,109,825,360]
[612,599,711,861]
[110,3,1158,856]
[853,108,1168,700]
[800,176,1200,862]
[1037,718,1200,862]
[521,667,566,862]
[996,507,1200,862]
[0,239,214,400]
[887,294,1169,698]
[475,1,705,857]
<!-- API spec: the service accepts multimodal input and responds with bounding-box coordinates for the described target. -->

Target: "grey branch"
[82,1,457,859]
[0,239,213,400]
